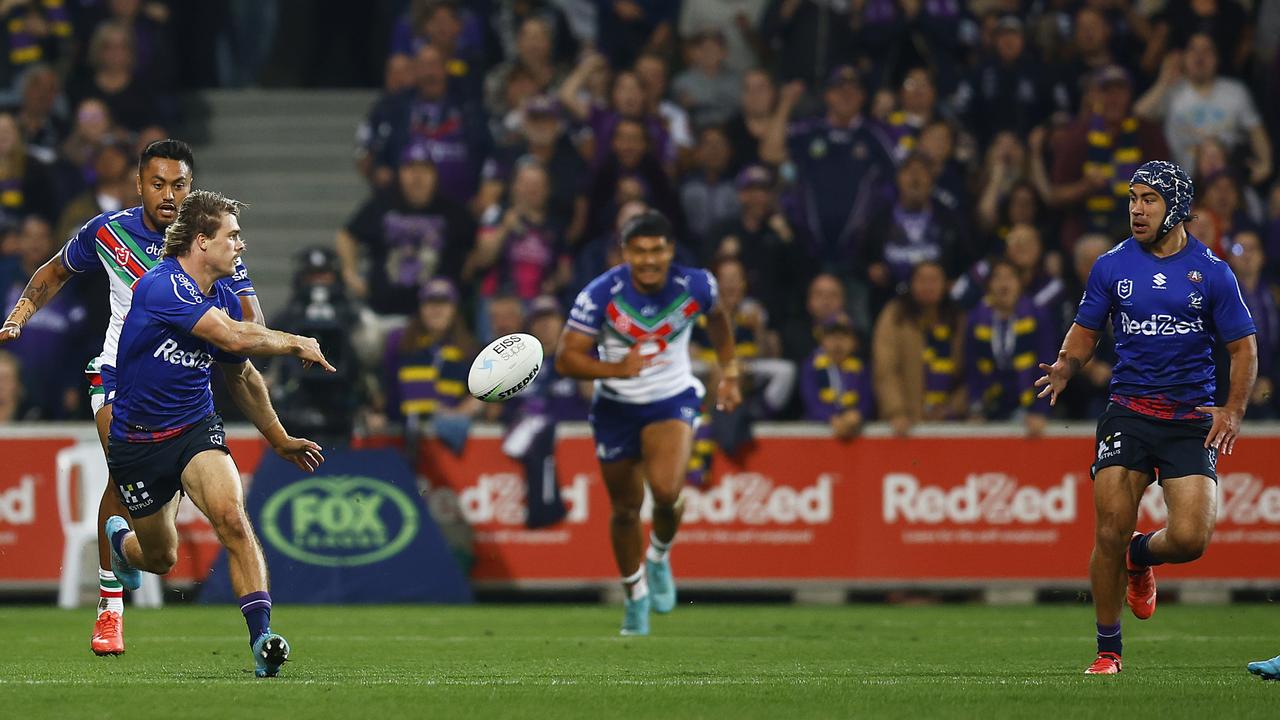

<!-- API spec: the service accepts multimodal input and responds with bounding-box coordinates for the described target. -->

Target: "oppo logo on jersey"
[1118,312,1204,336]
[153,338,214,369]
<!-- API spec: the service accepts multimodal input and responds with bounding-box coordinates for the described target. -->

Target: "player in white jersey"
[0,140,263,655]
[556,210,741,635]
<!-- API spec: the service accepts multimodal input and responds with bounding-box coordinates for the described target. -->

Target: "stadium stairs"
[182,89,379,320]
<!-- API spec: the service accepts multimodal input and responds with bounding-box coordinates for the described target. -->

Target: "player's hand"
[275,436,325,472]
[614,343,645,378]
[716,372,742,412]
[0,322,19,344]
[1196,405,1243,455]
[295,335,336,372]
[1034,356,1076,406]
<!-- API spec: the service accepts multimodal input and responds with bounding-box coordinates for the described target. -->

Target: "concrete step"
[204,89,379,115]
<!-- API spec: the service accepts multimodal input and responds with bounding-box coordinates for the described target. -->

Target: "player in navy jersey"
[0,140,266,656]
[1035,160,1258,675]
[103,190,333,677]
[556,210,742,636]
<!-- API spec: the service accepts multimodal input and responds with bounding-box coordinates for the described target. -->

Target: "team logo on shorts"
[210,432,224,445]
[1097,432,1122,461]
[120,480,151,507]
[1207,446,1218,470]
[1117,279,1132,299]
[1187,270,1203,283]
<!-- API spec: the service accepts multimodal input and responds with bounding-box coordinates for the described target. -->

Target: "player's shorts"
[1091,403,1217,483]
[589,386,701,462]
[86,359,116,415]
[106,413,229,518]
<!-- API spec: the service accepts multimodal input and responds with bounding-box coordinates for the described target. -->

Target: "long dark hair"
[898,260,959,327]
[399,304,475,356]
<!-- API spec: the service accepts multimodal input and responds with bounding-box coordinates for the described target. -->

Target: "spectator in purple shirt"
[1226,229,1279,418]
[963,258,1052,437]
[558,50,672,170]
[365,44,492,206]
[862,152,969,317]
[800,312,871,440]
[1,215,90,419]
[337,144,477,316]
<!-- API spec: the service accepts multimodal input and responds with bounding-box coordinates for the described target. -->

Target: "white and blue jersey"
[60,206,255,390]
[1074,235,1256,419]
[109,257,246,441]
[567,263,718,404]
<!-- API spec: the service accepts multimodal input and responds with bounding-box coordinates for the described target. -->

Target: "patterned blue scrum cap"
[1129,160,1194,237]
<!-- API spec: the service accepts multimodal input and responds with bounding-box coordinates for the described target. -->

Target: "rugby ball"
[468,333,544,402]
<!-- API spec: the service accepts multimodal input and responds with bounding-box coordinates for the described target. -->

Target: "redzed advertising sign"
[5,427,1280,586]
[0,431,263,585]
[415,430,1280,583]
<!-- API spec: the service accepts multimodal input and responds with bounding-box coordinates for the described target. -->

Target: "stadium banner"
[200,448,472,604]
[5,425,1280,587]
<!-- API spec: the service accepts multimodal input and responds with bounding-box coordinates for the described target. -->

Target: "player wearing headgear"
[102,190,334,677]
[556,210,741,636]
[0,140,263,656]
[1035,160,1258,675]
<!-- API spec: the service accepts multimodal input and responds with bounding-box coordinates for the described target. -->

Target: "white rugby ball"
[468,333,544,402]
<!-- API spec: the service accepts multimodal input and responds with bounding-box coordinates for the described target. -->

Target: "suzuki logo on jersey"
[1116,279,1132,299]
[1153,272,1167,289]
[153,338,214,369]
[1118,311,1204,336]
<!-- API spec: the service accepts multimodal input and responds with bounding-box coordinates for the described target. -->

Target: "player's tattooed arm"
[1035,323,1100,406]
[0,252,74,341]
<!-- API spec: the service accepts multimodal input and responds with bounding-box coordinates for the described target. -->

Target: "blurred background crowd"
[0,0,1278,459]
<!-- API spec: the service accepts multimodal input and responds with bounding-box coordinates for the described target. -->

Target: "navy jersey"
[1074,236,1256,418]
[110,257,246,440]
[60,206,255,369]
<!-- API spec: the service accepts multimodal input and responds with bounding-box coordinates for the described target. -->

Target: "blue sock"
[1096,622,1122,656]
[239,591,272,644]
[1129,532,1164,567]
[109,526,130,561]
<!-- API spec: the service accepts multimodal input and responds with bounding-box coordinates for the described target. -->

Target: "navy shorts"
[590,387,701,462]
[1091,403,1217,483]
[107,413,230,517]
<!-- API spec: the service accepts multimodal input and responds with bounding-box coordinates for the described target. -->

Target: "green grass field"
[3,603,1279,718]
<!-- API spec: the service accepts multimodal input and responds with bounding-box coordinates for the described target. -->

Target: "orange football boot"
[1126,531,1157,620]
[1084,652,1122,674]
[91,611,124,656]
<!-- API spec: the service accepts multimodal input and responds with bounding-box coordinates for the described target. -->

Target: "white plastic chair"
[56,443,163,608]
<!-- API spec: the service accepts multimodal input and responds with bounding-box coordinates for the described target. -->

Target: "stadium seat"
[56,443,163,609]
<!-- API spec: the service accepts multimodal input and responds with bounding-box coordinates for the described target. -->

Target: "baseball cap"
[523,95,559,118]
[528,295,561,320]
[419,277,458,304]
[994,14,1024,34]
[1091,64,1132,88]
[735,164,774,191]
[400,142,435,166]
[825,64,862,89]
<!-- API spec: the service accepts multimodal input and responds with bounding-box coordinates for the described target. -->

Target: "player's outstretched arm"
[192,307,335,371]
[554,329,643,380]
[1034,322,1100,406]
[219,360,324,471]
[1197,334,1258,456]
[703,303,743,412]
[0,252,74,343]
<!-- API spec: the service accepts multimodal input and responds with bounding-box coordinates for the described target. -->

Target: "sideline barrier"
[3,423,1280,591]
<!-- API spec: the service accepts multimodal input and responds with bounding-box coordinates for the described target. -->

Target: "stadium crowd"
[2,1,1280,451]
